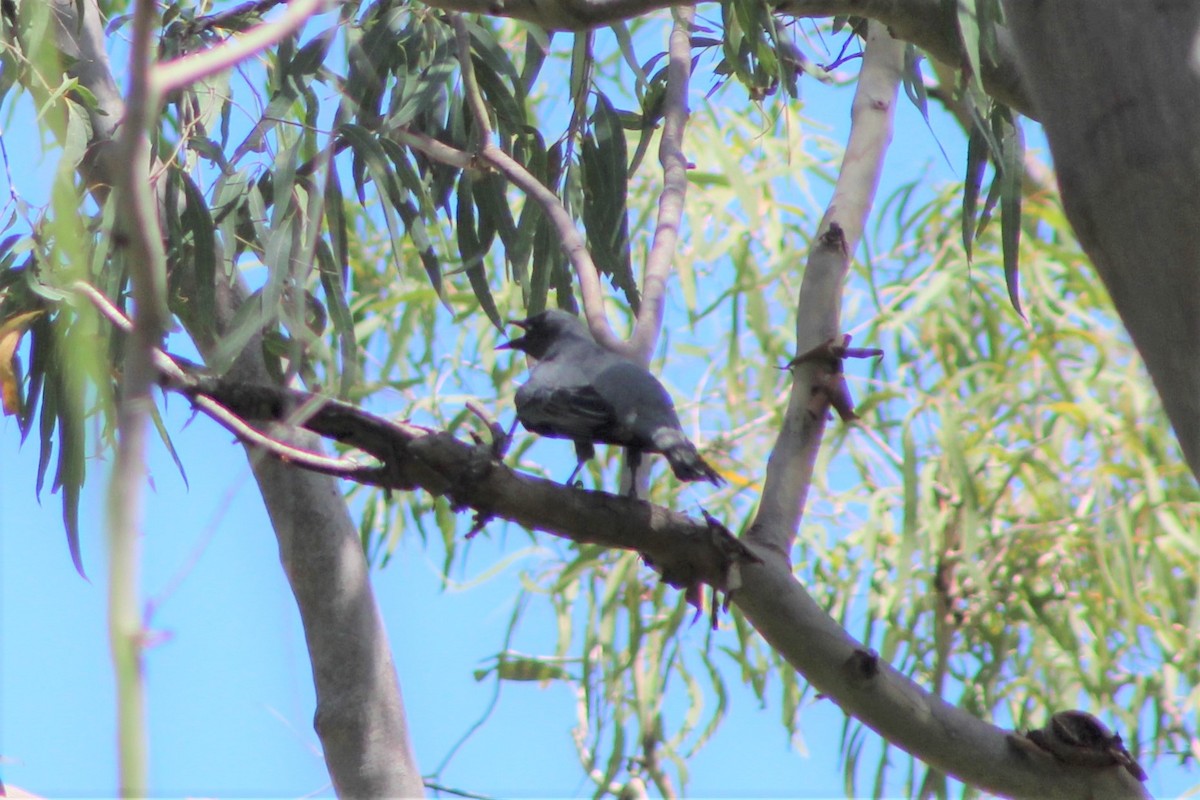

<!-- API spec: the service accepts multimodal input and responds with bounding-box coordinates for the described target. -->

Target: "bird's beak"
[495,318,529,351]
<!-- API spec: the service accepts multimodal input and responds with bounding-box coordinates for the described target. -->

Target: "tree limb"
[161,371,758,597]
[1001,0,1200,484]
[748,20,900,556]
[630,5,693,362]
[415,0,1035,116]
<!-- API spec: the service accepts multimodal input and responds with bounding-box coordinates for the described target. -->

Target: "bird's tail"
[653,429,724,486]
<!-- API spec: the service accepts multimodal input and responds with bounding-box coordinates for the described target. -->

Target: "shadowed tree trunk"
[1003,0,1200,483]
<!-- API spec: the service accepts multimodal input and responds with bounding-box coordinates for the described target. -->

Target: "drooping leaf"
[51,341,86,579]
[455,173,503,329]
[0,309,42,416]
[962,124,988,263]
[994,106,1025,318]
[178,171,217,320]
[149,400,188,490]
[341,123,443,293]
[581,93,637,311]
[314,238,358,398]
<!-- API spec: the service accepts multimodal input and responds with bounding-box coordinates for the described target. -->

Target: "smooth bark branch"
[152,0,330,94]
[734,556,1151,799]
[1002,1,1200,483]
[181,271,427,800]
[748,20,900,555]
[631,5,694,362]
[106,0,170,792]
[734,23,1154,798]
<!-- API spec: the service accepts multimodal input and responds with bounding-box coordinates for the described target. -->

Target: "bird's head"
[496,309,589,358]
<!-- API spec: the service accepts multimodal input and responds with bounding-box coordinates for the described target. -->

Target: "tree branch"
[776,0,1032,117]
[630,5,693,362]
[152,0,330,94]
[748,20,900,555]
[1001,0,1200,484]
[733,556,1151,799]
[416,0,1035,117]
[160,373,757,596]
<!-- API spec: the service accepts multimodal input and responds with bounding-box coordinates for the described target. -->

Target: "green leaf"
[956,0,986,85]
[287,26,336,80]
[455,173,503,329]
[341,123,443,293]
[581,93,637,311]
[962,124,987,262]
[149,401,188,490]
[178,171,217,320]
[52,350,86,579]
[993,106,1025,318]
[519,27,552,94]
[314,238,358,398]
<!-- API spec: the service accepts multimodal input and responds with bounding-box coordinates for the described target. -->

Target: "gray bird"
[498,309,723,489]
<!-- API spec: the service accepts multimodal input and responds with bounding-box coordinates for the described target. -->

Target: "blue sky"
[1,8,1197,799]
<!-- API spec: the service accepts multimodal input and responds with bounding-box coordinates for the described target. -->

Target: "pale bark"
[38,1,425,795]
[736,22,1151,799]
[1003,0,1200,484]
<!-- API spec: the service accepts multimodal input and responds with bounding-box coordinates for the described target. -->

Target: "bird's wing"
[590,361,683,432]
[515,380,617,442]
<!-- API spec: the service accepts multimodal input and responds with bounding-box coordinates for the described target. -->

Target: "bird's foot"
[465,400,512,459]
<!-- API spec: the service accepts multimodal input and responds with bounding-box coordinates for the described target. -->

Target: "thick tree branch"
[749,20,899,555]
[416,0,1034,117]
[734,557,1151,799]
[154,372,757,595]
[732,24,1151,799]
[776,0,1032,117]
[1001,0,1200,484]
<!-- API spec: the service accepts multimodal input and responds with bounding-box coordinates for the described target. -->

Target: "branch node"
[1021,710,1147,782]
[845,647,881,684]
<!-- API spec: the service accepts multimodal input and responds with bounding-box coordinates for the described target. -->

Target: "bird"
[497,308,723,491]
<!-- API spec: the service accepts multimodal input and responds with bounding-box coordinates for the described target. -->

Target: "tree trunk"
[1003,0,1200,483]
[39,1,425,794]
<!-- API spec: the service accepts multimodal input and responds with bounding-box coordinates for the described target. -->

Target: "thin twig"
[70,281,365,476]
[451,14,494,143]
[389,127,475,169]
[69,282,183,380]
[189,0,288,34]
[387,125,614,342]
[479,142,626,353]
[190,394,367,473]
[153,0,329,94]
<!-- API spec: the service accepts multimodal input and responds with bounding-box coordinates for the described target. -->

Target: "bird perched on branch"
[498,309,724,491]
